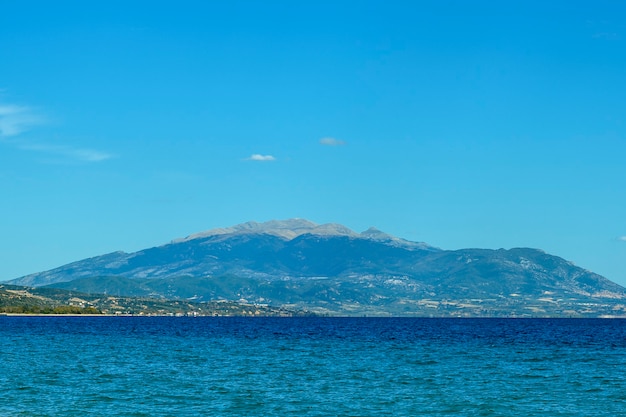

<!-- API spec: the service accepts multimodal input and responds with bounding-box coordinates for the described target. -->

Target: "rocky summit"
[6,219,626,317]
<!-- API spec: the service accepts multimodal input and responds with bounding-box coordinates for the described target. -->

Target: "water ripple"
[1,317,626,416]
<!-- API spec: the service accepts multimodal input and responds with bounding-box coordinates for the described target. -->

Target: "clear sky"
[1,1,625,285]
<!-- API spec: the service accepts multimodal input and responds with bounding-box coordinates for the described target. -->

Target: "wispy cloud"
[593,32,620,40]
[19,143,114,162]
[319,137,346,146]
[618,236,626,242]
[1,100,113,163]
[0,104,44,137]
[587,19,622,41]
[246,154,276,162]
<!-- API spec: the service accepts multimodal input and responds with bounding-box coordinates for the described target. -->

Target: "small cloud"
[246,154,276,162]
[320,137,346,146]
[618,236,626,242]
[0,104,44,137]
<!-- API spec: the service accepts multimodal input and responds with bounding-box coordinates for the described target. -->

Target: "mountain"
[6,219,626,317]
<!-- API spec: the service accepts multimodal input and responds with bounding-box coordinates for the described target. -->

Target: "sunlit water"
[1,317,625,416]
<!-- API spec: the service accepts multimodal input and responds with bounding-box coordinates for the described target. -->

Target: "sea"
[1,317,625,416]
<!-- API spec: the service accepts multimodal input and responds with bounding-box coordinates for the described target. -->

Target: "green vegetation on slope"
[45,274,626,317]
[0,284,313,316]
[0,305,101,314]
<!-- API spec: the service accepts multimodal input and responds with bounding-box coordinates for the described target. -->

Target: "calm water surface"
[1,317,625,416]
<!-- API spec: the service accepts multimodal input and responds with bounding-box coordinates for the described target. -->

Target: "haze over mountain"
[6,219,626,317]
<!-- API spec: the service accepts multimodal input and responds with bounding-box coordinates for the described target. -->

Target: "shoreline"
[2,313,626,319]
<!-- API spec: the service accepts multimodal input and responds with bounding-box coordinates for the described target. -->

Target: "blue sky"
[1,1,625,285]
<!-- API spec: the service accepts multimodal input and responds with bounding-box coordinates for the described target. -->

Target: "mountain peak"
[232,219,319,239]
[360,226,392,239]
[171,219,438,251]
[173,218,360,242]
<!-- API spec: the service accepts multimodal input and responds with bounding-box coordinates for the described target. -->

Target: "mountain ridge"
[170,218,434,250]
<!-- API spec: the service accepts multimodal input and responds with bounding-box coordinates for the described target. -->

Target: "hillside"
[0,284,311,316]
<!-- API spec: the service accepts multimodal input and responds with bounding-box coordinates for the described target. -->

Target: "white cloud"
[319,137,346,146]
[246,154,276,162]
[0,104,44,137]
[618,236,626,242]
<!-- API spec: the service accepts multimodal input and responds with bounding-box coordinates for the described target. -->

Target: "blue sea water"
[1,317,625,416]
